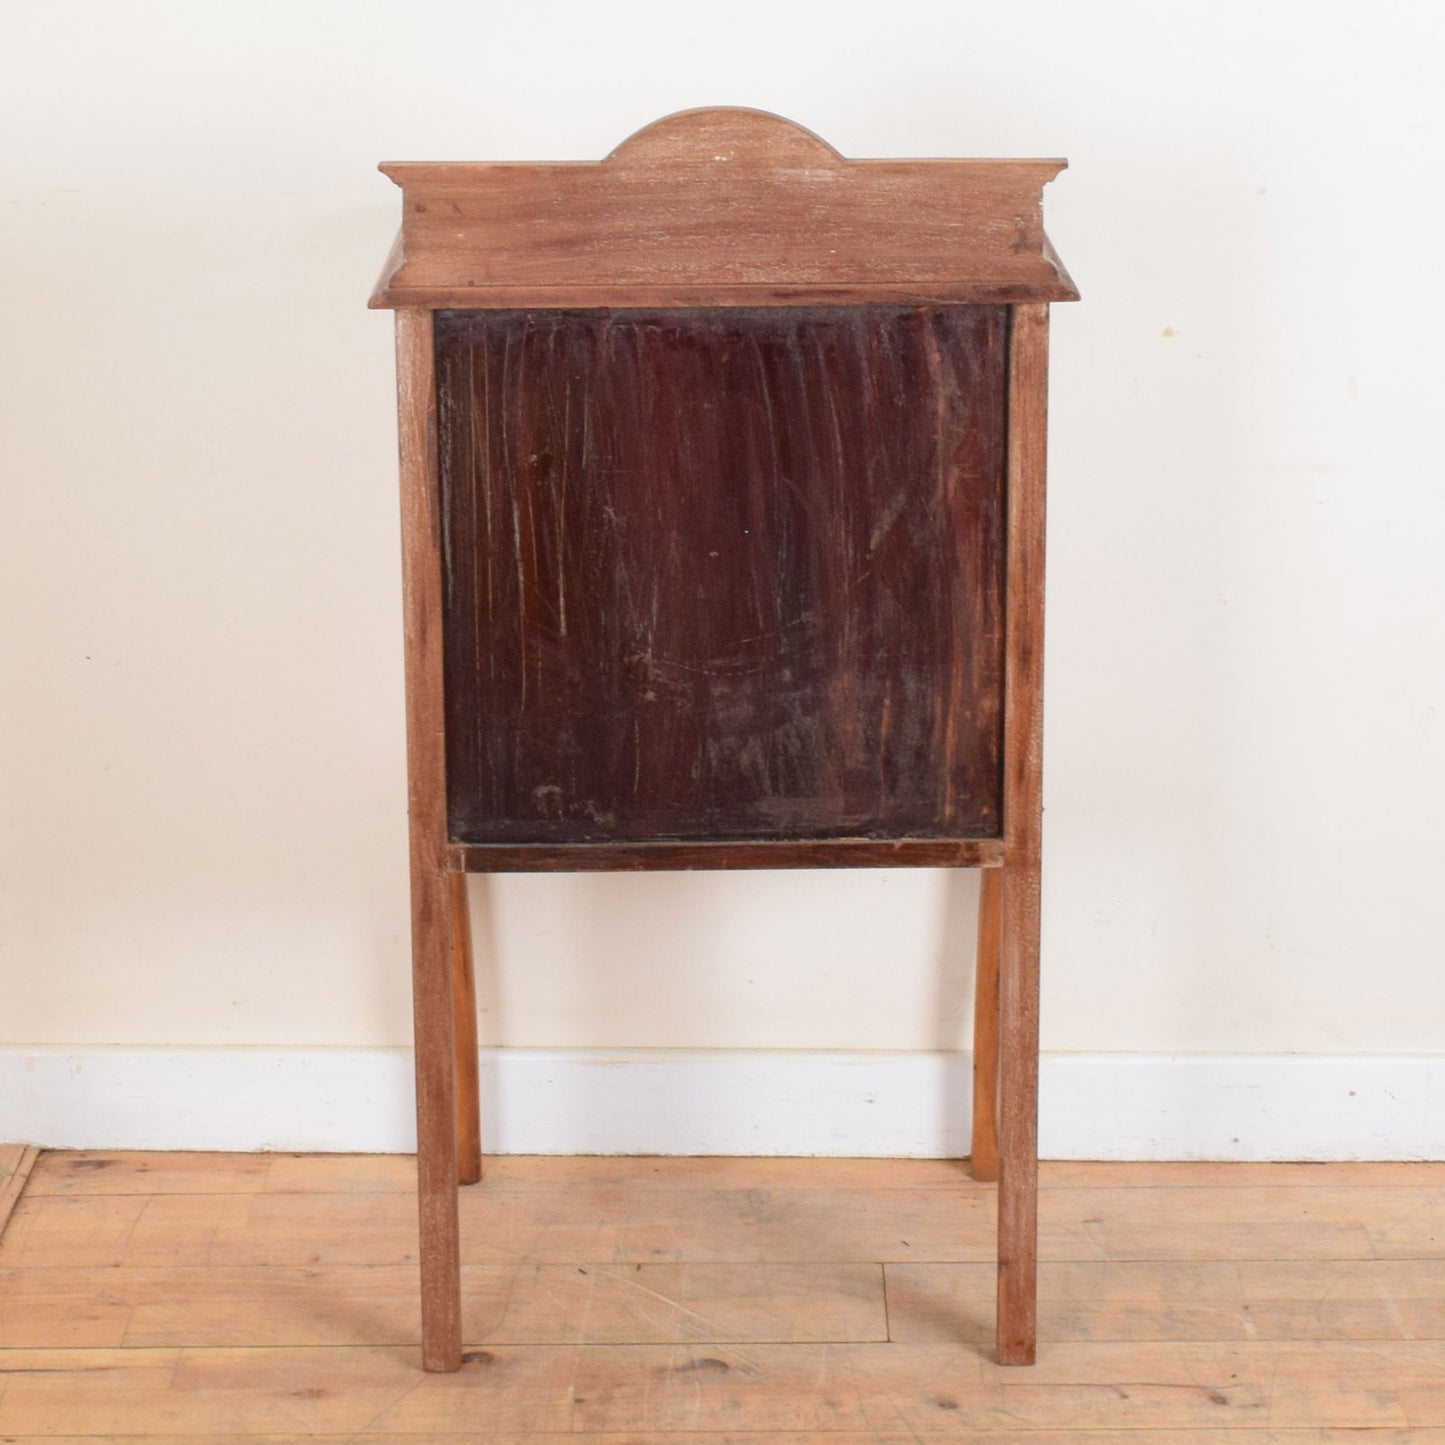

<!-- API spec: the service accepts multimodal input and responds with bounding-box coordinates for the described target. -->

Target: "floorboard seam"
[0,1145,40,1242]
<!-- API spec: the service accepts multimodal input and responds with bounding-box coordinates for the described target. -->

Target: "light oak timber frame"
[372,107,1077,1373]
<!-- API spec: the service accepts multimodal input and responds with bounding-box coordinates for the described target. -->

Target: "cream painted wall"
[3,0,1443,1059]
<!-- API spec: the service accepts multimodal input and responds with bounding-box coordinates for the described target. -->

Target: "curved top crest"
[372,109,1076,309]
[604,107,844,168]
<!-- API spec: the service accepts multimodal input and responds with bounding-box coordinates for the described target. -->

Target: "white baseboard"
[1,1046,1441,1159]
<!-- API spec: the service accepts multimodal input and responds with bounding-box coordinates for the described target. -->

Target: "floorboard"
[0,1152,1441,1438]
[0,1144,39,1237]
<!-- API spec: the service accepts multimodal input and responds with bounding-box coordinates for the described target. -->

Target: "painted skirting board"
[1,1047,1441,1159]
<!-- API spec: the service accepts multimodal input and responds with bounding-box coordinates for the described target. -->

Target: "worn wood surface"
[12,1253,1445,1351]
[8,1340,1445,1434]
[27,1151,1445,1196]
[450,839,1007,872]
[395,308,462,1370]
[2,1152,1444,1437]
[2,1437,1437,1445]
[14,1433,1445,1445]
[0,1260,888,1349]
[0,1144,39,1239]
[436,304,1008,850]
[449,872,481,1185]
[971,870,1002,1182]
[0,1435,1439,1445]
[377,111,1077,1377]
[16,1179,1445,1269]
[372,107,1077,309]
[996,302,1050,1366]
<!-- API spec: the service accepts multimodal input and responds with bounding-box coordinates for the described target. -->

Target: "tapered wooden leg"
[396,307,462,1373]
[410,863,462,1371]
[996,858,1041,1366]
[971,868,1002,1182]
[450,871,482,1185]
[995,301,1049,1366]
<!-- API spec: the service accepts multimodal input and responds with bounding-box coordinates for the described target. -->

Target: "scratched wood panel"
[25,1149,278,1195]
[0,1260,886,1349]
[10,1436,1445,1445]
[12,1438,1445,1445]
[885,1259,1445,1345]
[10,1255,1445,1352]
[5,1155,1445,1437]
[9,1180,1440,1271]
[435,304,1007,848]
[30,1151,1443,1196]
[4,1341,1445,1434]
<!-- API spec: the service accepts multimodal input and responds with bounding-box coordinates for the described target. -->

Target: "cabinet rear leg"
[971,867,1002,1182]
[451,871,482,1185]
[995,858,1040,1366]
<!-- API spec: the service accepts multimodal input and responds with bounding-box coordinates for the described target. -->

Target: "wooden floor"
[1,1148,1443,1440]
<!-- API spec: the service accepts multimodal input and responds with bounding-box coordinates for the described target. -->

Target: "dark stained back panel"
[434,306,1007,846]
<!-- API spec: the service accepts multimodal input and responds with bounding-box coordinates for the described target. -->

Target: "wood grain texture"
[5,1341,1445,1434]
[30,1153,1445,1196]
[377,109,1076,1378]
[436,304,1008,851]
[448,838,1006,872]
[4,1153,1444,1436]
[0,1144,39,1239]
[0,1260,886,1349]
[449,872,481,1185]
[972,870,1002,1182]
[886,1258,1445,1345]
[395,307,462,1370]
[17,1247,1445,1350]
[997,303,1050,1366]
[371,107,1077,309]
[4,1433,1444,1445]
[1,1434,1440,1445]
[13,1177,1441,1272]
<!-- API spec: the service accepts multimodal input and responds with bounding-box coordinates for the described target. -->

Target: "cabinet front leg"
[412,863,462,1371]
[396,306,462,1371]
[996,858,1041,1366]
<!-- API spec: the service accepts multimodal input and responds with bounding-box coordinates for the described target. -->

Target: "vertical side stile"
[996,301,1050,1366]
[396,307,463,1372]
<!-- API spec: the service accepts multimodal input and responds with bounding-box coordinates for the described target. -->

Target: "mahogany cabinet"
[371,107,1078,1371]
